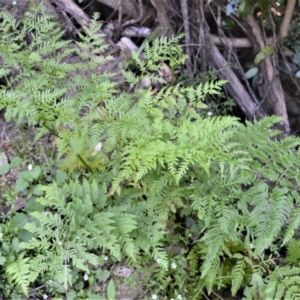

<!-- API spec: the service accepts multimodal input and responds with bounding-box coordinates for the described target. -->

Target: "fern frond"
[5,253,30,296]
[231,254,246,296]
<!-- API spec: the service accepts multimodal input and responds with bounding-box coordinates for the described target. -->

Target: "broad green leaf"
[0,256,6,265]
[262,45,274,55]
[254,51,266,65]
[254,46,274,65]
[245,67,259,79]
[0,162,10,175]
[11,213,30,228]
[88,294,105,300]
[32,184,44,196]
[18,230,35,243]
[15,177,29,192]
[12,237,21,252]
[67,290,77,300]
[107,279,116,300]
[10,156,22,168]
[96,269,110,282]
[0,151,8,163]
[25,198,43,212]
[55,170,68,184]
[30,166,42,179]
[74,281,84,291]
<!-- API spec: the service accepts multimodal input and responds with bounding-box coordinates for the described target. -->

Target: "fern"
[3,5,300,299]
[231,253,247,296]
[264,266,300,299]
[285,239,300,266]
[5,253,30,296]
[18,179,134,284]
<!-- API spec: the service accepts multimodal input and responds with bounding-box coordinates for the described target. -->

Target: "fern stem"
[77,154,93,173]
[43,124,59,136]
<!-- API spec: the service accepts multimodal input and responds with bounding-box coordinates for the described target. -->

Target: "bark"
[199,16,265,120]
[244,16,290,135]
[149,0,174,37]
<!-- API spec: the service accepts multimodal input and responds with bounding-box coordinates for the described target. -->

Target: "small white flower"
[43,295,48,300]
[12,1,17,5]
[250,243,254,249]
[151,295,158,300]
[83,274,89,281]
[156,258,161,264]
[207,111,213,116]
[177,295,182,300]
[171,262,177,269]
[170,298,175,300]
[104,256,108,261]
[57,241,63,246]
[27,164,33,171]
[93,142,102,156]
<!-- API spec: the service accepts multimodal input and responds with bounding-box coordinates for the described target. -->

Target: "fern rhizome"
[1,5,300,300]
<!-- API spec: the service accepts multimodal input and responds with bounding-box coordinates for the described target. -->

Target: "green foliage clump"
[19,179,138,290]
[2,5,300,300]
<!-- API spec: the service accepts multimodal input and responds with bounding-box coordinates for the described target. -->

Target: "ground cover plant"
[2,5,300,300]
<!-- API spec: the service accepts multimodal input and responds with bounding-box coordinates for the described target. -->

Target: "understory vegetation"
[2,5,300,300]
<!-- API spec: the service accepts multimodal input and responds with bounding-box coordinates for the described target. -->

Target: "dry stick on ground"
[54,0,90,27]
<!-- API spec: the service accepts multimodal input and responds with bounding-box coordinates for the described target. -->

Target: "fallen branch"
[200,17,265,120]
[245,16,290,135]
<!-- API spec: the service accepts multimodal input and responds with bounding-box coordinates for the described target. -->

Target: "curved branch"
[200,21,266,120]
[245,16,290,135]
[149,0,174,37]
